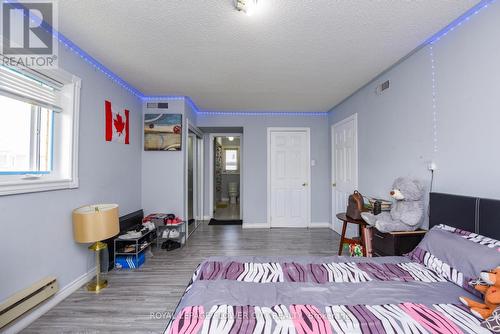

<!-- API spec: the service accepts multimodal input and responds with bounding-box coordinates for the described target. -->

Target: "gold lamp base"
[87,241,108,293]
[87,279,108,292]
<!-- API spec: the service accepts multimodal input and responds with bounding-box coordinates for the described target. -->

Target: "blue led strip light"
[198,111,329,116]
[141,96,327,116]
[56,33,143,98]
[3,0,144,99]
[142,96,186,101]
[4,0,497,117]
[425,0,496,45]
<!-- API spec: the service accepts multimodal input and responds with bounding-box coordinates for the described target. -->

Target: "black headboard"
[429,192,500,240]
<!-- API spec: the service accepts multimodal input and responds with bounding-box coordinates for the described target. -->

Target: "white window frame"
[0,66,81,196]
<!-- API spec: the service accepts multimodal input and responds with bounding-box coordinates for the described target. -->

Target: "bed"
[164,193,500,333]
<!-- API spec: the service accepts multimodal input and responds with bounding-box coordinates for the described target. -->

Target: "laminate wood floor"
[23,223,340,334]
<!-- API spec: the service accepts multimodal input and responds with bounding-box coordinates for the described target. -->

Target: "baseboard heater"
[0,277,58,329]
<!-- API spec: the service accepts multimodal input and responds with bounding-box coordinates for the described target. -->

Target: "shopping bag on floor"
[348,243,364,257]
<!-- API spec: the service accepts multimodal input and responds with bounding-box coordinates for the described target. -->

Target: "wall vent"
[146,102,169,109]
[0,277,58,328]
[376,80,390,95]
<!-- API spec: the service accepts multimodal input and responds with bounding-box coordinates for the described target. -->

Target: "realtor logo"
[1,0,58,68]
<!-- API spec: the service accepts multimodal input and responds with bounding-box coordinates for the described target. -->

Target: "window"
[0,95,53,173]
[0,60,81,195]
[224,148,238,171]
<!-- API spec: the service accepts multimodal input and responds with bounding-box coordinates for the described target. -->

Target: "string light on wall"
[429,45,438,153]
[425,0,498,155]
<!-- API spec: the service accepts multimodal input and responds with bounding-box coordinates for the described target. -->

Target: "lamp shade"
[73,204,119,243]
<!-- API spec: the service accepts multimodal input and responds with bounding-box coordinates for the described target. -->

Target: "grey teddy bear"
[361,177,425,233]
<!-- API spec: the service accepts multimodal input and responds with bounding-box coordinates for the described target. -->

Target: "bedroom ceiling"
[57,0,479,112]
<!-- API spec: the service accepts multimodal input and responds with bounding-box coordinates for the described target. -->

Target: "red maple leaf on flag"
[114,113,125,135]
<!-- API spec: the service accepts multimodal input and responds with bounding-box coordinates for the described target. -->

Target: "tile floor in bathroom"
[213,203,240,220]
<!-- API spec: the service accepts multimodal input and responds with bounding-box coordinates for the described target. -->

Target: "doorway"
[209,134,242,222]
[331,114,358,237]
[267,128,311,228]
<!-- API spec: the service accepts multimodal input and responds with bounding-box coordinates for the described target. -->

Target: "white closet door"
[332,115,358,236]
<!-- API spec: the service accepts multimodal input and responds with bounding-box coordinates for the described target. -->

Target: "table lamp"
[73,204,119,292]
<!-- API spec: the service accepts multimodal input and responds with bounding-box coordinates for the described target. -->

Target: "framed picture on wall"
[144,114,182,151]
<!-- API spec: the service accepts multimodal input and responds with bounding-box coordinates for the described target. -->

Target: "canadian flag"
[105,100,129,144]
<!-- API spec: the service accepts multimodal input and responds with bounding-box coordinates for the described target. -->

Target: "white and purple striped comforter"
[164,256,488,334]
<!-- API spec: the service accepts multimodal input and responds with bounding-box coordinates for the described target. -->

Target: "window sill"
[0,178,79,196]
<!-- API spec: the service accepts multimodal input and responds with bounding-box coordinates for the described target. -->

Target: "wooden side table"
[336,212,368,256]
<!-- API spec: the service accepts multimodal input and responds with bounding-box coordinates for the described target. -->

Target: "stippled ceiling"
[57,0,479,112]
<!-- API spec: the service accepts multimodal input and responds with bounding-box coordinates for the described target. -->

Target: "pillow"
[406,224,500,294]
[482,306,500,333]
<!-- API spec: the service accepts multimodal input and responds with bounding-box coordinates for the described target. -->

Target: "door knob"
[302,182,308,187]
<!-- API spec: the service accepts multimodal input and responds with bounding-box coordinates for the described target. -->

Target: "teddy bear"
[361,177,425,233]
[460,267,500,320]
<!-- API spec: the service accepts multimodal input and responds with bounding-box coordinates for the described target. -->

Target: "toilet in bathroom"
[228,182,239,204]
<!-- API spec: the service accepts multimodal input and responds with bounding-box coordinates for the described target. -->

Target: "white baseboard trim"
[309,222,331,228]
[243,223,270,229]
[202,215,212,221]
[242,222,331,229]
[2,268,96,334]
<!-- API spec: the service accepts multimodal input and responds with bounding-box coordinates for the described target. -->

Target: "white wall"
[0,46,142,301]
[198,114,330,226]
[329,2,500,227]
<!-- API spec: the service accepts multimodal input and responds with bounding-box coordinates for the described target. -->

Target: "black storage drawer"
[372,229,426,257]
[372,230,395,256]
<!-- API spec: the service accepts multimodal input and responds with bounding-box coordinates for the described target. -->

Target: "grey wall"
[198,114,330,226]
[0,46,142,301]
[141,100,186,217]
[184,100,198,127]
[141,99,201,230]
[329,2,500,227]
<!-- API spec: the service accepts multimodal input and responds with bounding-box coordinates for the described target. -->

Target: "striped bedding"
[163,256,489,334]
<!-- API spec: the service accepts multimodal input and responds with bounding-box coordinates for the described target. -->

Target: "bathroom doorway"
[210,134,242,222]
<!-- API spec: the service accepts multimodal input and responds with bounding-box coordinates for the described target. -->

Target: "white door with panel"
[332,115,358,237]
[268,129,310,227]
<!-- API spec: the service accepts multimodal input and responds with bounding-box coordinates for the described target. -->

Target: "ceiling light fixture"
[235,0,259,16]
[228,137,234,141]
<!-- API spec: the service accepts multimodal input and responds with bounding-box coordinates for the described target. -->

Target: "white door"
[331,115,358,236]
[268,129,310,227]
